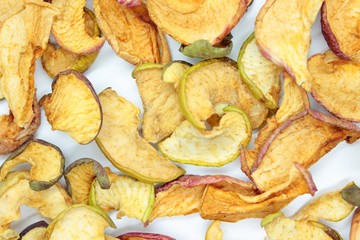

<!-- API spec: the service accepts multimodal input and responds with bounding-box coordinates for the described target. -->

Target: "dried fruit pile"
[0,0,359,239]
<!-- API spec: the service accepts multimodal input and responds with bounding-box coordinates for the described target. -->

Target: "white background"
[1,0,360,239]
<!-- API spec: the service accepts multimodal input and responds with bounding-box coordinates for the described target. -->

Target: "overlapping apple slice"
[96,88,185,183]
[93,0,170,65]
[321,0,360,61]
[307,50,360,122]
[158,106,251,167]
[116,232,175,240]
[19,221,48,240]
[255,0,323,89]
[179,57,268,130]
[40,70,103,144]
[0,139,65,191]
[90,168,154,223]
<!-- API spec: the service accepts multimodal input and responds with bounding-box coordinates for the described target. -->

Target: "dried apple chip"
[205,221,223,240]
[0,139,64,191]
[0,229,18,240]
[146,0,249,45]
[89,168,154,223]
[179,58,268,130]
[158,106,251,167]
[238,32,282,110]
[308,51,360,122]
[41,8,101,79]
[161,61,192,88]
[19,221,48,240]
[96,88,185,183]
[40,70,102,144]
[64,158,110,204]
[321,0,360,61]
[93,0,170,65]
[350,208,360,240]
[132,63,185,143]
[117,232,175,240]
[255,0,323,89]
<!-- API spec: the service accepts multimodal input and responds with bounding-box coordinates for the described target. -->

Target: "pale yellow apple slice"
[161,60,192,89]
[205,221,223,240]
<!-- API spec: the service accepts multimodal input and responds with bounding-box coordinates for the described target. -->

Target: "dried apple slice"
[146,0,249,45]
[158,106,251,167]
[117,0,144,7]
[89,168,154,223]
[0,171,72,233]
[308,51,360,122]
[41,8,101,79]
[44,204,115,240]
[238,32,282,110]
[40,70,102,144]
[93,0,170,65]
[321,0,360,61]
[19,221,48,240]
[350,208,360,240]
[255,0,323,89]
[205,221,223,240]
[117,232,175,240]
[161,61,192,88]
[0,76,4,101]
[179,57,268,130]
[0,139,64,191]
[64,158,110,204]
[0,229,18,240]
[132,63,185,143]
[51,0,104,54]
[96,88,185,183]
[341,182,360,206]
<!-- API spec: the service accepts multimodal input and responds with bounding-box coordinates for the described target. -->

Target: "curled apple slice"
[238,32,282,110]
[161,61,192,88]
[19,221,48,240]
[64,158,110,204]
[146,0,249,45]
[51,0,104,54]
[117,232,175,240]
[44,204,115,240]
[90,168,154,223]
[0,139,64,191]
[158,106,251,167]
[308,51,360,122]
[96,88,185,183]
[132,63,185,143]
[321,0,360,61]
[350,208,360,240]
[41,8,101,79]
[205,221,223,240]
[179,57,268,130]
[93,0,170,65]
[40,70,102,144]
[255,0,323,89]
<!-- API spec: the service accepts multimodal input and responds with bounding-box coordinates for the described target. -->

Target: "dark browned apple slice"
[40,70,102,144]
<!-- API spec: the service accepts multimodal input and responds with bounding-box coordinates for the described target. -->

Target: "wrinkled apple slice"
[262,212,342,240]
[51,0,104,54]
[205,221,223,240]
[161,60,192,88]
[93,0,170,65]
[293,183,355,222]
[19,221,48,240]
[238,32,282,110]
[308,51,360,122]
[40,70,102,144]
[146,0,249,45]
[44,204,115,240]
[0,99,41,155]
[64,158,110,204]
[350,208,360,240]
[255,0,323,89]
[90,168,154,223]
[41,8,101,79]
[179,34,233,59]
[179,58,268,130]
[250,110,360,192]
[96,88,185,183]
[132,64,185,143]
[0,229,18,240]
[117,232,175,240]
[0,139,64,191]
[0,171,72,233]
[158,106,251,167]
[321,0,360,61]
[0,1,58,127]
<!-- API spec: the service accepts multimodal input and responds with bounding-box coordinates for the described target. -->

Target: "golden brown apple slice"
[93,0,170,65]
[51,0,104,54]
[255,0,323,89]
[96,88,185,183]
[41,8,101,79]
[350,208,360,240]
[40,70,102,144]
[308,51,360,122]
[132,63,185,143]
[146,0,249,45]
[321,0,360,61]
